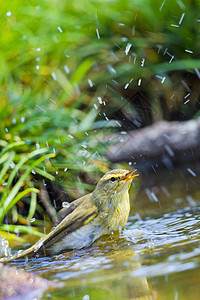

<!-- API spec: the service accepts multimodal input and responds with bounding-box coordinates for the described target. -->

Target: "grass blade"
[0,225,45,237]
[4,148,49,195]
[0,151,15,184]
[0,188,39,223]
[0,141,25,158]
[28,188,37,221]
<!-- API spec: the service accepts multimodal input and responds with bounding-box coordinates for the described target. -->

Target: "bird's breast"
[109,192,130,231]
[113,204,130,231]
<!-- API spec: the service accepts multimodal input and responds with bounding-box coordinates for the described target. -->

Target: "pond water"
[6,165,200,299]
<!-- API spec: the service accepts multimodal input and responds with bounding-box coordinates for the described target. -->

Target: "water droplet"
[103,112,109,121]
[194,68,200,79]
[184,99,190,105]
[58,26,63,33]
[9,161,15,169]
[164,145,174,157]
[125,43,132,55]
[171,24,179,28]
[62,202,70,208]
[51,72,57,80]
[141,58,145,67]
[115,120,122,127]
[64,65,70,74]
[36,142,40,150]
[97,96,103,104]
[185,49,193,54]
[96,28,100,39]
[88,79,94,87]
[179,13,185,25]
[68,134,74,139]
[107,65,116,74]
[187,168,196,177]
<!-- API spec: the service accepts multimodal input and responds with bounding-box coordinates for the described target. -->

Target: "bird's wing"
[33,195,98,253]
[56,193,93,224]
[0,194,97,262]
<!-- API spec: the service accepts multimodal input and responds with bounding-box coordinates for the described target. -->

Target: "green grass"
[0,0,200,237]
[1,0,200,112]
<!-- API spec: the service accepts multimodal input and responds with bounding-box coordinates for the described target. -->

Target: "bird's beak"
[122,169,139,181]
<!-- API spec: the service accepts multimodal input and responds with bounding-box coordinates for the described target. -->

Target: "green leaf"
[151,59,200,74]
[0,188,39,222]
[78,108,99,131]
[33,166,55,181]
[0,141,25,158]
[0,152,55,223]
[5,148,49,194]
[71,58,94,84]
[0,151,15,184]
[0,225,45,237]
[27,188,37,221]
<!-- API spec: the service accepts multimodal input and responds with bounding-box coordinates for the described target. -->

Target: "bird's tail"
[0,244,38,263]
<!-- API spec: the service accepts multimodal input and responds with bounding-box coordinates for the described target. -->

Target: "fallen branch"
[106,119,200,171]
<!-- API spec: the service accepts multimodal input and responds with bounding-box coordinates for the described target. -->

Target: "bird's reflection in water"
[31,235,158,300]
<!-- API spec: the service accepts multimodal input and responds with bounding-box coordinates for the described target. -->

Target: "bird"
[0,169,138,262]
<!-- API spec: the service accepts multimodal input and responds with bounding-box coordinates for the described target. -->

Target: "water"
[6,166,200,299]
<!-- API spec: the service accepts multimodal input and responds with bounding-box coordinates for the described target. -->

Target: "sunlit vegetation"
[0,0,200,235]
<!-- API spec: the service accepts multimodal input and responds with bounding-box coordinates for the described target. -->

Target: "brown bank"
[0,263,51,300]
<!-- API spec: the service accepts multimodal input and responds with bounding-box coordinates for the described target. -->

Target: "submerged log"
[106,119,200,171]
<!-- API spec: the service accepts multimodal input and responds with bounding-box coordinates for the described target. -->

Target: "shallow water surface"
[8,167,200,299]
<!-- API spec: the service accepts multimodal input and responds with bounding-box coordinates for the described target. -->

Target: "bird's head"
[92,169,139,208]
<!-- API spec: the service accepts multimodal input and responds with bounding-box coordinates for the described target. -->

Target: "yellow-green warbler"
[0,169,138,262]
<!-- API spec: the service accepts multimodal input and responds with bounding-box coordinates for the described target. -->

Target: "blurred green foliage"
[1,0,200,117]
[0,0,200,233]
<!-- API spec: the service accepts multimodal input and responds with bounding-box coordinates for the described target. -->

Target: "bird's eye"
[110,177,116,182]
